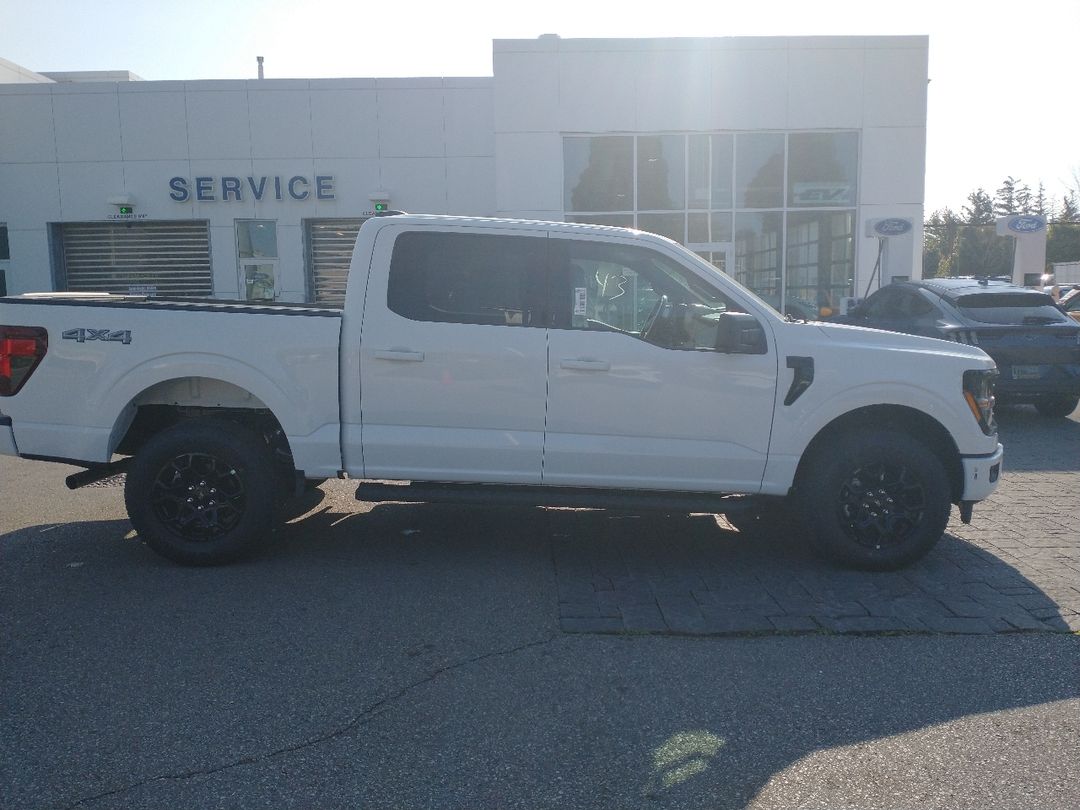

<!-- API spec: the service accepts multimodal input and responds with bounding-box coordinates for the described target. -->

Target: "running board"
[354,481,758,514]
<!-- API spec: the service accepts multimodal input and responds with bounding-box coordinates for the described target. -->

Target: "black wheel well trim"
[114,401,295,474]
[793,404,964,504]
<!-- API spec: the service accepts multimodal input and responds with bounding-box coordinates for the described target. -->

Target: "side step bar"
[65,458,130,490]
[354,481,759,514]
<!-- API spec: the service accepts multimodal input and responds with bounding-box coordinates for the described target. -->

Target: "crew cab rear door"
[357,225,549,483]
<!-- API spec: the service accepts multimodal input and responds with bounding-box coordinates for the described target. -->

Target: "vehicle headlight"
[963,369,998,435]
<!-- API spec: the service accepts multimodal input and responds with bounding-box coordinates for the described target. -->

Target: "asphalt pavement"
[1,406,1078,809]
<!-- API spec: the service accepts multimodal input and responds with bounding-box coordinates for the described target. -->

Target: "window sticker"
[574,287,588,316]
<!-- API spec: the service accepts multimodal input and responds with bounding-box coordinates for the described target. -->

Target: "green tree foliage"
[926,178,1080,278]
[962,188,996,224]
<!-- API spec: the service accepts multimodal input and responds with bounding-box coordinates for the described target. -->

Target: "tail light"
[962,369,997,435]
[0,326,48,396]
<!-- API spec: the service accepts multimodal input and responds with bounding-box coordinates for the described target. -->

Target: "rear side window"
[388,231,547,327]
[954,292,1069,325]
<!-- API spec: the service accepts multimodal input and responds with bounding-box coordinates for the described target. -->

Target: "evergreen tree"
[963,189,996,224]
[1059,192,1079,223]
[993,177,1018,216]
[923,208,962,277]
[1015,182,1033,215]
[1033,182,1052,219]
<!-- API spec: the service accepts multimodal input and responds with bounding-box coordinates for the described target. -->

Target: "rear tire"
[125,419,279,565]
[797,429,951,570]
[1034,396,1079,419]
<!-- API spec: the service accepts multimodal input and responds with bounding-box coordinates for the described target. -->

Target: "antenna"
[256,56,264,80]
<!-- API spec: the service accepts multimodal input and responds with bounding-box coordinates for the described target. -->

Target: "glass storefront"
[564,132,858,316]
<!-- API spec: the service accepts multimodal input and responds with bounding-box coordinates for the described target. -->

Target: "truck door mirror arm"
[714,312,767,354]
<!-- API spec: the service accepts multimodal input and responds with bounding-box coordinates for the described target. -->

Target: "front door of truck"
[543,234,777,493]
[357,226,549,483]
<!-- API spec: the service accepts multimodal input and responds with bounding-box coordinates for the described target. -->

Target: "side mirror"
[714,312,767,354]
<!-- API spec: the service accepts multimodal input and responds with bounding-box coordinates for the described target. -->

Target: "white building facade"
[0,36,928,312]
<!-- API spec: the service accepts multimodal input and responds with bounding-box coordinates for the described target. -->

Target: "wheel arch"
[109,376,293,469]
[794,404,964,504]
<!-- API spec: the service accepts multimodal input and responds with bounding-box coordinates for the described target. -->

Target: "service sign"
[791,182,853,205]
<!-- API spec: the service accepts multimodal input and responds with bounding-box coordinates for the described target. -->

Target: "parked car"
[1056,285,1080,323]
[840,278,1080,418]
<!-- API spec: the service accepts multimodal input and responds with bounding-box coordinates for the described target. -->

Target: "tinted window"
[954,292,1069,325]
[0,225,8,261]
[864,288,904,319]
[388,232,547,327]
[564,137,634,213]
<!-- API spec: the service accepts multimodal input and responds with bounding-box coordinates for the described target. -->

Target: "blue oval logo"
[1007,215,1045,234]
[874,218,912,237]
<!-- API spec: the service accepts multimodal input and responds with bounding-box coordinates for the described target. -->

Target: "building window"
[562,132,858,315]
[0,225,9,261]
[236,220,277,301]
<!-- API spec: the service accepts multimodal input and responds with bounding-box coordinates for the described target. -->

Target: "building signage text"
[169,175,335,203]
[1006,215,1046,234]
[873,218,913,237]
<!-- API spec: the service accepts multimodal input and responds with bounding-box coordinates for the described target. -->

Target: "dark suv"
[842,278,1080,417]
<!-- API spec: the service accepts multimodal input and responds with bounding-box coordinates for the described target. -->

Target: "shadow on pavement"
[1,507,1077,808]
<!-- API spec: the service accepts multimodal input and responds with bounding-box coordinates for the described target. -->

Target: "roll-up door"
[59,221,212,297]
[306,218,366,307]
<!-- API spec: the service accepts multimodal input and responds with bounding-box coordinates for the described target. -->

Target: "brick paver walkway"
[554,407,1080,635]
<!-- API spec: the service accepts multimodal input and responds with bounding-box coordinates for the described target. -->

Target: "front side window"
[553,239,742,350]
[388,231,548,327]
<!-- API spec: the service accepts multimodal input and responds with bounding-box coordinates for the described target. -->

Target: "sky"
[2,0,1077,214]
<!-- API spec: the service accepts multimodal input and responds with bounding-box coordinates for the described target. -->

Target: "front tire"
[798,429,951,570]
[125,419,279,565]
[1034,395,1079,419]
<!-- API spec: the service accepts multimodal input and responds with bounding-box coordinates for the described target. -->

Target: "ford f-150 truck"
[0,214,1003,569]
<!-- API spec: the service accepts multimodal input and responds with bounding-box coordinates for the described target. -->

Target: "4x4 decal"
[62,328,132,345]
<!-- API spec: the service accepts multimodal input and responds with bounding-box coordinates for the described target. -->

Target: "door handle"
[374,349,425,362]
[560,358,611,372]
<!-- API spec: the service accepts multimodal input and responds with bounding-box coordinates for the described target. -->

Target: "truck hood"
[811,321,993,365]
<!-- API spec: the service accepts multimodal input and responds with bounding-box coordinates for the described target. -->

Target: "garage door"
[306,218,366,306]
[59,221,212,297]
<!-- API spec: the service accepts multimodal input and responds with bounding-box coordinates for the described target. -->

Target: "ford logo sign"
[874,218,912,237]
[1007,215,1045,234]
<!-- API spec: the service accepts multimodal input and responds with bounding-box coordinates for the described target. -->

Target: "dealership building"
[0,36,928,311]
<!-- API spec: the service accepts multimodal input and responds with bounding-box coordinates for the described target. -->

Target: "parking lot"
[2,406,1079,809]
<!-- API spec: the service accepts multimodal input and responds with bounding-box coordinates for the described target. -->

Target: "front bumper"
[0,416,17,457]
[960,443,1004,502]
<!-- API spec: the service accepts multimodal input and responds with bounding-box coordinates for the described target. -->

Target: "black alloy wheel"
[798,428,951,570]
[126,419,280,565]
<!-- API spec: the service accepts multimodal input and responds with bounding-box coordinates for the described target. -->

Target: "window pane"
[711,134,734,209]
[0,225,9,261]
[788,132,858,207]
[556,239,738,349]
[735,133,784,209]
[710,212,733,242]
[733,212,783,300]
[241,264,275,301]
[638,213,685,243]
[564,137,633,212]
[565,214,635,228]
[637,135,684,210]
[388,232,547,327]
[236,221,277,258]
[688,213,709,244]
[785,210,855,314]
[688,135,710,209]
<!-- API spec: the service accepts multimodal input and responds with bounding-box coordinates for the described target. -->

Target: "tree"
[923,208,962,277]
[993,177,1017,216]
[1059,192,1079,223]
[1033,182,1053,219]
[963,189,996,224]
[1015,182,1032,215]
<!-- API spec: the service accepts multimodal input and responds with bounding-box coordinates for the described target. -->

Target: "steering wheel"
[640,294,670,341]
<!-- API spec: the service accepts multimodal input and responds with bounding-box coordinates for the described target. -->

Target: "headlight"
[963,369,998,435]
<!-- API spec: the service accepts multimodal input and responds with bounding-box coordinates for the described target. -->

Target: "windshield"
[953,292,1069,325]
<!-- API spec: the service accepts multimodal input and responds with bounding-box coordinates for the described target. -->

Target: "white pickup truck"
[0,214,1003,569]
